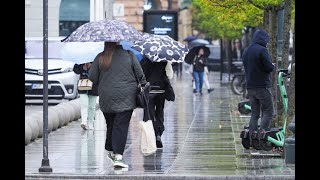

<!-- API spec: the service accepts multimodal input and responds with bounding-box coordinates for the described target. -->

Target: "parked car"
[25,37,80,100]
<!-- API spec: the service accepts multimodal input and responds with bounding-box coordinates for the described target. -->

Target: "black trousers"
[103,110,133,155]
[143,94,166,136]
[247,88,274,132]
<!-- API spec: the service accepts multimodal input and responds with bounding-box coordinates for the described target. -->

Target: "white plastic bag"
[165,61,174,79]
[139,120,157,156]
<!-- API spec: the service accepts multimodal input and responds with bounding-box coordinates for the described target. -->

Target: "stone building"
[25,0,192,42]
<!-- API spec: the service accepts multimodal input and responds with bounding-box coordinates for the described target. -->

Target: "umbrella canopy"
[184,45,211,64]
[120,41,143,61]
[61,19,144,43]
[183,35,197,42]
[188,39,210,48]
[133,33,189,63]
[60,42,103,64]
[60,41,143,64]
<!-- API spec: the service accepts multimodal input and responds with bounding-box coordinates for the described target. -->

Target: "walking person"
[139,57,175,148]
[191,48,208,95]
[73,62,98,130]
[89,42,146,168]
[242,29,275,145]
[190,65,214,93]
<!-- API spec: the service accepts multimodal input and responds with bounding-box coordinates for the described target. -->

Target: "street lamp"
[39,0,52,173]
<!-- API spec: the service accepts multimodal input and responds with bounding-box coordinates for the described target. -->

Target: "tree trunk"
[264,10,270,32]
[270,8,279,126]
[282,0,292,70]
[267,10,273,56]
[288,23,295,121]
[225,39,232,80]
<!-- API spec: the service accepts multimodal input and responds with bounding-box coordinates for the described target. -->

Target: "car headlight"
[61,67,73,73]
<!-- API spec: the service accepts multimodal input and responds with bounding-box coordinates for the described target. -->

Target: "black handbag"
[129,51,150,108]
[135,82,150,108]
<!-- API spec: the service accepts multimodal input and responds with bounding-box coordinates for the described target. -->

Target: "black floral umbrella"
[61,19,144,43]
[184,45,211,64]
[132,33,189,63]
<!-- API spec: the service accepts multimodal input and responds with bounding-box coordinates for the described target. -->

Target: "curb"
[25,98,82,145]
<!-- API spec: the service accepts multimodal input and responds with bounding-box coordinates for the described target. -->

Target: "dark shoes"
[156,135,163,148]
[207,88,214,93]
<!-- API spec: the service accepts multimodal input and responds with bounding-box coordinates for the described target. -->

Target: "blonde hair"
[99,42,117,71]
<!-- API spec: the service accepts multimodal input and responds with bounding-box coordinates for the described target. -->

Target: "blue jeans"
[193,71,204,93]
[247,88,275,132]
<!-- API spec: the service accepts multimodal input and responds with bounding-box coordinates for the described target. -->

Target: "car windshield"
[25,40,63,59]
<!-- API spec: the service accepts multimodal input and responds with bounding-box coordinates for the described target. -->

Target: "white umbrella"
[60,42,104,64]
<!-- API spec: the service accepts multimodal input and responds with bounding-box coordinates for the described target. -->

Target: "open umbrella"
[184,45,211,64]
[61,19,144,43]
[60,42,103,64]
[188,39,210,48]
[183,35,197,42]
[133,33,189,63]
[60,41,143,64]
[120,41,143,61]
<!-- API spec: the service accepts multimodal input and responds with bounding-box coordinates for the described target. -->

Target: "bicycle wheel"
[259,140,273,151]
[241,139,251,149]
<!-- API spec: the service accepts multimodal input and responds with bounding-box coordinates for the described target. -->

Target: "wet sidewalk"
[25,72,295,179]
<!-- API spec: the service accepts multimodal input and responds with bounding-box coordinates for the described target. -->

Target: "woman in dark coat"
[192,48,208,95]
[73,62,98,130]
[139,57,175,148]
[89,42,146,168]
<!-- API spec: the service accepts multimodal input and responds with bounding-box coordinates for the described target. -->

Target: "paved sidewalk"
[25,72,295,179]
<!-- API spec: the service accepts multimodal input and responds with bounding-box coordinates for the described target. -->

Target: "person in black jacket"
[139,57,175,148]
[242,29,275,141]
[192,48,208,95]
[73,62,98,130]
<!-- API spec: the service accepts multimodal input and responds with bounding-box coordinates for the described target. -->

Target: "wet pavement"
[25,72,295,179]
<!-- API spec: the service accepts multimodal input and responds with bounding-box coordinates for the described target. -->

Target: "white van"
[25,37,80,100]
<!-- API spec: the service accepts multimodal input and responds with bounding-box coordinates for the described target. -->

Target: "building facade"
[25,0,191,42]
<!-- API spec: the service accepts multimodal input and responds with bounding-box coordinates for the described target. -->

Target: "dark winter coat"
[242,29,275,89]
[192,55,208,72]
[139,57,175,101]
[88,46,146,113]
[73,63,98,96]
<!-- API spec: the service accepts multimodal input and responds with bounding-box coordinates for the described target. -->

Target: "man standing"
[242,29,275,140]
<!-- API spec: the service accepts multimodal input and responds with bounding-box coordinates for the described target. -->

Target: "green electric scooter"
[240,69,289,151]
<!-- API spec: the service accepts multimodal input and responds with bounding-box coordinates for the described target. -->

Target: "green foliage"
[291,0,295,19]
[191,0,295,40]
[250,0,283,7]
[191,0,264,39]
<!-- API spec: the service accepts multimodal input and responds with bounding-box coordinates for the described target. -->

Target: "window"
[59,0,90,36]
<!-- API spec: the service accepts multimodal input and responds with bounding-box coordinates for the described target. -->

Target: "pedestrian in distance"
[139,57,175,148]
[73,62,98,130]
[191,47,209,95]
[242,29,275,144]
[89,42,146,168]
[189,64,214,94]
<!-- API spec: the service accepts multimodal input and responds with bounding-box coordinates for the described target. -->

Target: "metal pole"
[105,0,114,19]
[220,39,223,81]
[168,0,172,9]
[39,0,52,173]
